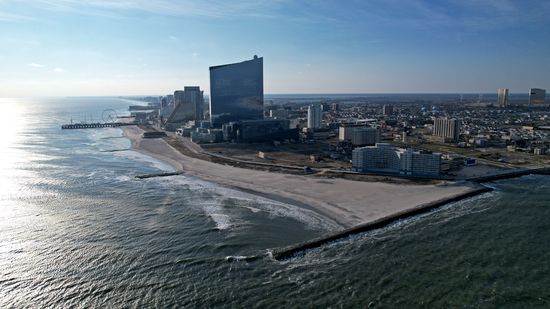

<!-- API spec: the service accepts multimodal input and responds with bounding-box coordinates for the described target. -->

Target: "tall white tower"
[497,88,509,108]
[307,105,322,129]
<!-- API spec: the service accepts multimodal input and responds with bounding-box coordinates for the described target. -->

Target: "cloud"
[28,63,45,68]
[0,10,37,22]
[53,67,65,72]
[15,0,290,19]
[305,0,550,32]
[3,0,550,30]
[191,52,199,58]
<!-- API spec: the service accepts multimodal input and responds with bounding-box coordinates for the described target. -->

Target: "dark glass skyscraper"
[209,56,264,126]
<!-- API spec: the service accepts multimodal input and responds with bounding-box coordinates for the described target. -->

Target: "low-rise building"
[222,119,299,143]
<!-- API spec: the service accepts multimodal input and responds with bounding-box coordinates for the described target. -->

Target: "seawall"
[468,167,550,183]
[271,184,493,260]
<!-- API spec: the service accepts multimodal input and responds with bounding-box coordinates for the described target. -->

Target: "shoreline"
[121,126,340,227]
[271,184,493,260]
[120,125,485,230]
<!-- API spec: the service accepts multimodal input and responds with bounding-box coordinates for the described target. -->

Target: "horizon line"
[2,91,547,99]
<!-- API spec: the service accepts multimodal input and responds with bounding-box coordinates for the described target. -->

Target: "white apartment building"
[352,143,441,176]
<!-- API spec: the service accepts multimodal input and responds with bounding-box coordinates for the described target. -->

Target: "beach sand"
[123,126,478,228]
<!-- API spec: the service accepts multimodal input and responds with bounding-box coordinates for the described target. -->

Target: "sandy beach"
[122,126,480,228]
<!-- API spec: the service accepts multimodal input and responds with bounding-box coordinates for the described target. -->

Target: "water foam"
[112,150,175,172]
[156,176,341,232]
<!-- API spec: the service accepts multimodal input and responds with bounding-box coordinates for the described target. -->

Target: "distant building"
[159,96,174,118]
[269,109,288,119]
[339,124,362,141]
[331,103,340,111]
[183,86,204,121]
[433,118,459,143]
[529,88,546,106]
[382,104,394,116]
[209,56,264,126]
[352,143,440,176]
[164,87,204,131]
[497,88,509,108]
[222,119,299,143]
[307,104,322,129]
[351,127,380,146]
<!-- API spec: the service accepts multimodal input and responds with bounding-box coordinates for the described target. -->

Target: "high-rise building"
[339,124,361,141]
[352,143,440,176]
[382,104,394,116]
[182,86,204,121]
[529,88,546,106]
[209,56,264,126]
[497,88,509,108]
[433,118,459,143]
[159,95,175,118]
[351,127,380,146]
[170,90,190,119]
[307,104,322,129]
[331,103,340,111]
[164,87,204,130]
[269,109,288,119]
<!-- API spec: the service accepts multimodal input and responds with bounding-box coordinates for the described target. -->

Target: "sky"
[0,0,549,96]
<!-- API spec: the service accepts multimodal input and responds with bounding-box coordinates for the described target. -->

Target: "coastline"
[272,184,492,259]
[121,125,484,229]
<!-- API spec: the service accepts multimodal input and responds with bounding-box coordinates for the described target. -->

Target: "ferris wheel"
[102,109,118,123]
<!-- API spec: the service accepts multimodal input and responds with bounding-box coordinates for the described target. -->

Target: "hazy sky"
[1,0,549,96]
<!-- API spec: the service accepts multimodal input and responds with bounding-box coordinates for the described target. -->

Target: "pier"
[61,122,135,129]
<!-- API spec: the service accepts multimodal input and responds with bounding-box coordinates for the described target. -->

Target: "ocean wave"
[153,176,341,232]
[204,206,232,230]
[112,150,175,172]
[115,175,131,182]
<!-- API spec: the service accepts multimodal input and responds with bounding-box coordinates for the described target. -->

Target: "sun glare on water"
[0,98,28,211]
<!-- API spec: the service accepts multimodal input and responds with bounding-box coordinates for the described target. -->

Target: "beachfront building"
[164,87,204,131]
[307,104,322,129]
[433,117,460,143]
[209,56,264,127]
[352,143,441,177]
[222,119,299,143]
[183,86,204,121]
[497,88,509,108]
[529,88,546,106]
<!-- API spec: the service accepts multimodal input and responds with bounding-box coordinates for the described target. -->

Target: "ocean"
[1,97,549,307]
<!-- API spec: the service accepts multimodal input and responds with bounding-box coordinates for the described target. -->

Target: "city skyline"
[1,0,550,96]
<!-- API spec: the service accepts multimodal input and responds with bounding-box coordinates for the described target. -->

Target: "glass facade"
[209,56,264,126]
[529,88,546,106]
